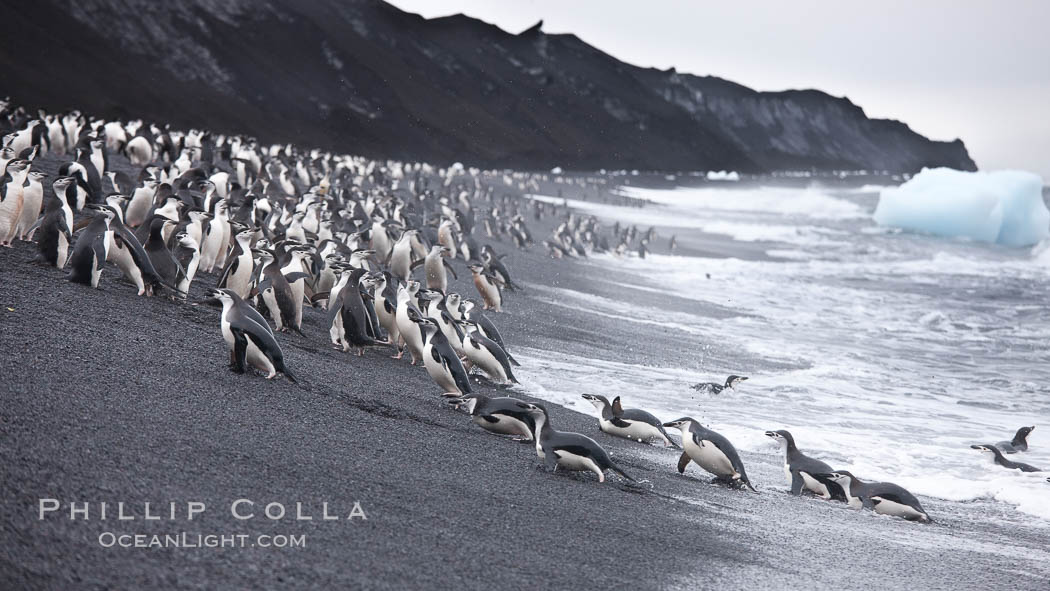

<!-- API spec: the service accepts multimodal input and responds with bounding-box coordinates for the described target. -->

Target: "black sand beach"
[3,162,1050,590]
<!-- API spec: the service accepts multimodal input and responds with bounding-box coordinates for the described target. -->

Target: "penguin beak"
[969,445,984,450]
[764,431,776,438]
[662,421,677,428]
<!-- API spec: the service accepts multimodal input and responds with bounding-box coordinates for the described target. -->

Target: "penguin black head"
[581,394,611,407]
[725,375,748,389]
[1015,426,1035,441]
[515,402,548,417]
[822,471,857,485]
[662,417,694,430]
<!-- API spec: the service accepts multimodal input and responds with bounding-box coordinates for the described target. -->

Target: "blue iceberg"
[873,168,1048,247]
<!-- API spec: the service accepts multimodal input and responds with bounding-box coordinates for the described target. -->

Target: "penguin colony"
[2,101,1042,526]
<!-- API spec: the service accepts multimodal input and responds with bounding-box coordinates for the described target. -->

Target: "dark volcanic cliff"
[0,0,975,173]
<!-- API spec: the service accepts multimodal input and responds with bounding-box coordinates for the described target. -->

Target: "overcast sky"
[389,0,1050,178]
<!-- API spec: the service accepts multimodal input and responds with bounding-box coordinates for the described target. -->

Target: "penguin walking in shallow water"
[765,430,845,500]
[517,402,634,483]
[67,207,113,287]
[448,394,534,441]
[995,426,1034,454]
[582,394,678,448]
[970,444,1041,472]
[663,417,756,491]
[822,471,931,522]
[411,311,472,396]
[209,288,296,382]
[691,374,748,395]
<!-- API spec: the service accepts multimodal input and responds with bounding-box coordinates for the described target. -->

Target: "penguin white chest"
[871,497,925,520]
[473,414,530,438]
[601,419,661,443]
[552,450,600,474]
[799,472,831,498]
[686,438,736,477]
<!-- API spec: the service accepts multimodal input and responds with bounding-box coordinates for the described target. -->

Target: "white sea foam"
[520,183,1050,523]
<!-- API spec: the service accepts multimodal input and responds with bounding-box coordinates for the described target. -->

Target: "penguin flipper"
[409,258,425,272]
[443,259,458,280]
[609,417,631,429]
[790,471,805,496]
[284,272,310,284]
[508,353,521,367]
[611,396,624,417]
[445,356,473,394]
[230,329,248,374]
[677,451,691,474]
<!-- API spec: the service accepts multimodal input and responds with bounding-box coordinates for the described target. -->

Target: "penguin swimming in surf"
[970,444,1041,472]
[995,426,1034,454]
[691,375,748,395]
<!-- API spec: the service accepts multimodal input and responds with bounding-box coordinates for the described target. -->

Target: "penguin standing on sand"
[15,171,45,241]
[481,245,519,291]
[765,430,845,500]
[463,300,518,366]
[691,375,748,395]
[663,417,756,491]
[582,394,678,448]
[143,218,184,294]
[448,394,534,441]
[411,311,471,396]
[34,177,75,267]
[327,268,378,355]
[371,271,403,358]
[395,282,425,365]
[970,444,1042,472]
[996,426,1034,454]
[209,288,296,382]
[469,264,502,312]
[102,204,170,296]
[174,232,201,297]
[414,244,457,292]
[460,320,517,385]
[517,402,634,484]
[254,249,309,334]
[822,471,932,522]
[67,207,113,287]
[0,159,30,246]
[216,228,255,299]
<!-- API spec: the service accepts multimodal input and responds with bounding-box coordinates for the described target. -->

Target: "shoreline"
[2,163,1049,589]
